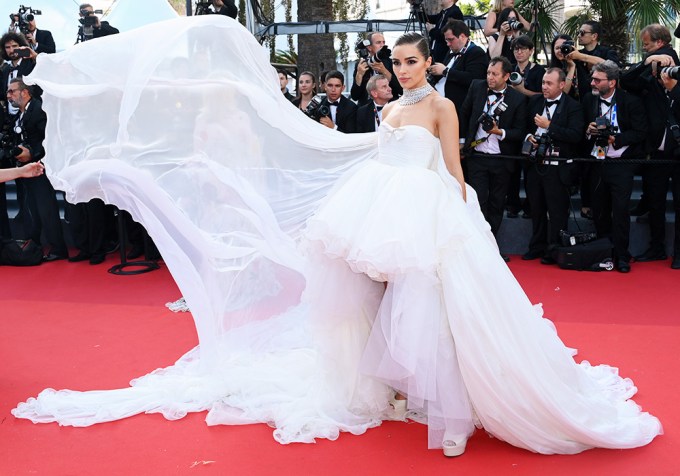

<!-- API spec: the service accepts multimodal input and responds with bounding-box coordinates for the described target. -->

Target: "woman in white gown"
[13,18,661,456]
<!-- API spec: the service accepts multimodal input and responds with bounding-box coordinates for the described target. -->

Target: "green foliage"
[459,0,491,16]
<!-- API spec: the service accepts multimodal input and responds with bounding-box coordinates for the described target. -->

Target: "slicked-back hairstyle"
[592,60,620,82]
[0,32,29,61]
[325,70,345,85]
[544,67,566,82]
[489,56,513,76]
[394,32,430,60]
[582,20,602,39]
[641,24,671,46]
[9,77,32,97]
[442,19,470,38]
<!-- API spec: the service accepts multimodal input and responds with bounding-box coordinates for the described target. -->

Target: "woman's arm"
[435,98,466,201]
[563,60,577,94]
[484,12,498,37]
[0,162,44,183]
[487,32,506,60]
[517,11,532,32]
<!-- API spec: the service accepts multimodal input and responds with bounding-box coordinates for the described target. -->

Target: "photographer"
[550,34,578,100]
[459,57,528,260]
[350,33,401,107]
[1,32,37,106]
[319,71,357,133]
[509,35,545,98]
[9,10,55,54]
[487,7,524,66]
[583,61,647,273]
[428,19,487,113]
[522,68,585,264]
[212,0,238,19]
[424,0,464,64]
[77,3,119,43]
[6,79,68,261]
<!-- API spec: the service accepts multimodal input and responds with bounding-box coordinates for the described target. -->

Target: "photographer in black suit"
[18,15,56,54]
[350,33,401,107]
[583,61,647,273]
[77,3,119,43]
[425,0,464,64]
[356,74,392,133]
[428,19,487,113]
[212,0,238,18]
[1,32,36,102]
[459,56,528,259]
[319,71,357,134]
[6,79,67,261]
[522,68,585,264]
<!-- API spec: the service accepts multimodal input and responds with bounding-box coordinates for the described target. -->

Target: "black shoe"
[127,246,144,260]
[43,253,67,262]
[68,251,91,263]
[635,249,667,262]
[671,256,680,269]
[89,254,105,265]
[540,256,556,265]
[522,250,543,260]
[501,254,510,262]
[616,259,631,273]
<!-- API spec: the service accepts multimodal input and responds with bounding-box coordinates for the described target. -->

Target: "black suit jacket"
[1,59,36,99]
[436,44,487,112]
[34,29,56,54]
[350,58,402,107]
[427,5,464,64]
[18,99,47,162]
[217,0,238,18]
[459,79,528,161]
[356,101,383,133]
[582,88,648,158]
[619,44,680,152]
[322,96,357,134]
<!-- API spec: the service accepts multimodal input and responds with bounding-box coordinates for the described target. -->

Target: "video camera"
[9,5,41,35]
[79,8,102,28]
[304,95,331,122]
[477,101,508,132]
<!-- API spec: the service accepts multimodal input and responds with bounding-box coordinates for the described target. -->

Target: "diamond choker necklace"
[399,83,435,106]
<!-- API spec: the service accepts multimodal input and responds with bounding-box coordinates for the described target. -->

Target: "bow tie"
[599,98,612,107]
[376,105,384,111]
[329,101,340,106]
[545,100,558,107]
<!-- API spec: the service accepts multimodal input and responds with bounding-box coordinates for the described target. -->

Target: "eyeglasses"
[590,77,608,84]
[6,88,19,94]
[513,46,529,51]
[578,30,592,36]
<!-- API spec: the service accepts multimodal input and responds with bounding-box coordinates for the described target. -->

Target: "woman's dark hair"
[550,33,573,68]
[394,32,430,59]
[0,32,29,61]
[494,7,519,31]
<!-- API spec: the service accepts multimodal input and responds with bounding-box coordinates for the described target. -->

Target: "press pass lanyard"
[469,93,505,149]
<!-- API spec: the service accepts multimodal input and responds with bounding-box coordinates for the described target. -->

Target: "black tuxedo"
[350,58,402,107]
[356,101,385,133]
[524,94,585,255]
[427,5,464,63]
[459,80,528,236]
[321,96,357,134]
[583,89,647,263]
[33,29,56,54]
[15,99,67,257]
[1,59,36,98]
[434,43,487,112]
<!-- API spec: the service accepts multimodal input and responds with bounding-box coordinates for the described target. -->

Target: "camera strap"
[662,93,680,152]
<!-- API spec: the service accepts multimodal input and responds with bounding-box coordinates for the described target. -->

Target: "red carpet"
[1,257,678,475]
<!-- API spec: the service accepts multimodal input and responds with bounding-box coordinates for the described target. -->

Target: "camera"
[535,133,552,159]
[477,101,508,132]
[509,72,523,86]
[592,116,617,147]
[304,95,331,121]
[367,45,391,66]
[194,1,214,15]
[559,40,575,56]
[356,38,370,61]
[508,20,524,31]
[9,5,41,35]
[79,8,99,27]
[0,128,23,164]
[661,65,680,80]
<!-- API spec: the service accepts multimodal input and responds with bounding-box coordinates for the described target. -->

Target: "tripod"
[405,2,428,36]
[530,0,550,64]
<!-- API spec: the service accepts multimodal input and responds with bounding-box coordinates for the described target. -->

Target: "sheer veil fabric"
[13,16,662,454]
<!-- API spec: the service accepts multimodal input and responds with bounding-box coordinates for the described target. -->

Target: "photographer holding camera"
[459,57,528,260]
[488,7,525,66]
[8,7,55,54]
[522,68,585,264]
[583,61,647,273]
[211,0,238,18]
[77,3,119,43]
[5,78,68,261]
[550,34,579,100]
[424,0,464,64]
[319,70,357,133]
[1,32,37,112]
[350,33,401,107]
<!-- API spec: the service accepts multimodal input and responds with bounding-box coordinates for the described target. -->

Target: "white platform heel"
[442,435,467,457]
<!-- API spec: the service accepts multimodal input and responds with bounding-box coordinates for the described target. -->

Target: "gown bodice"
[377,124,440,170]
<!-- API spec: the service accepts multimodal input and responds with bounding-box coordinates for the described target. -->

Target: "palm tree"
[297,0,337,78]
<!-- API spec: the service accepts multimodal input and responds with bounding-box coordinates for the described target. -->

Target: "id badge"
[591,145,606,160]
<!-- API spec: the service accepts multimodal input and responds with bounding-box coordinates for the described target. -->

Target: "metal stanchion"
[108,208,159,275]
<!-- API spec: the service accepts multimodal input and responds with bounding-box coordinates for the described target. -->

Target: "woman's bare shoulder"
[431,94,457,115]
